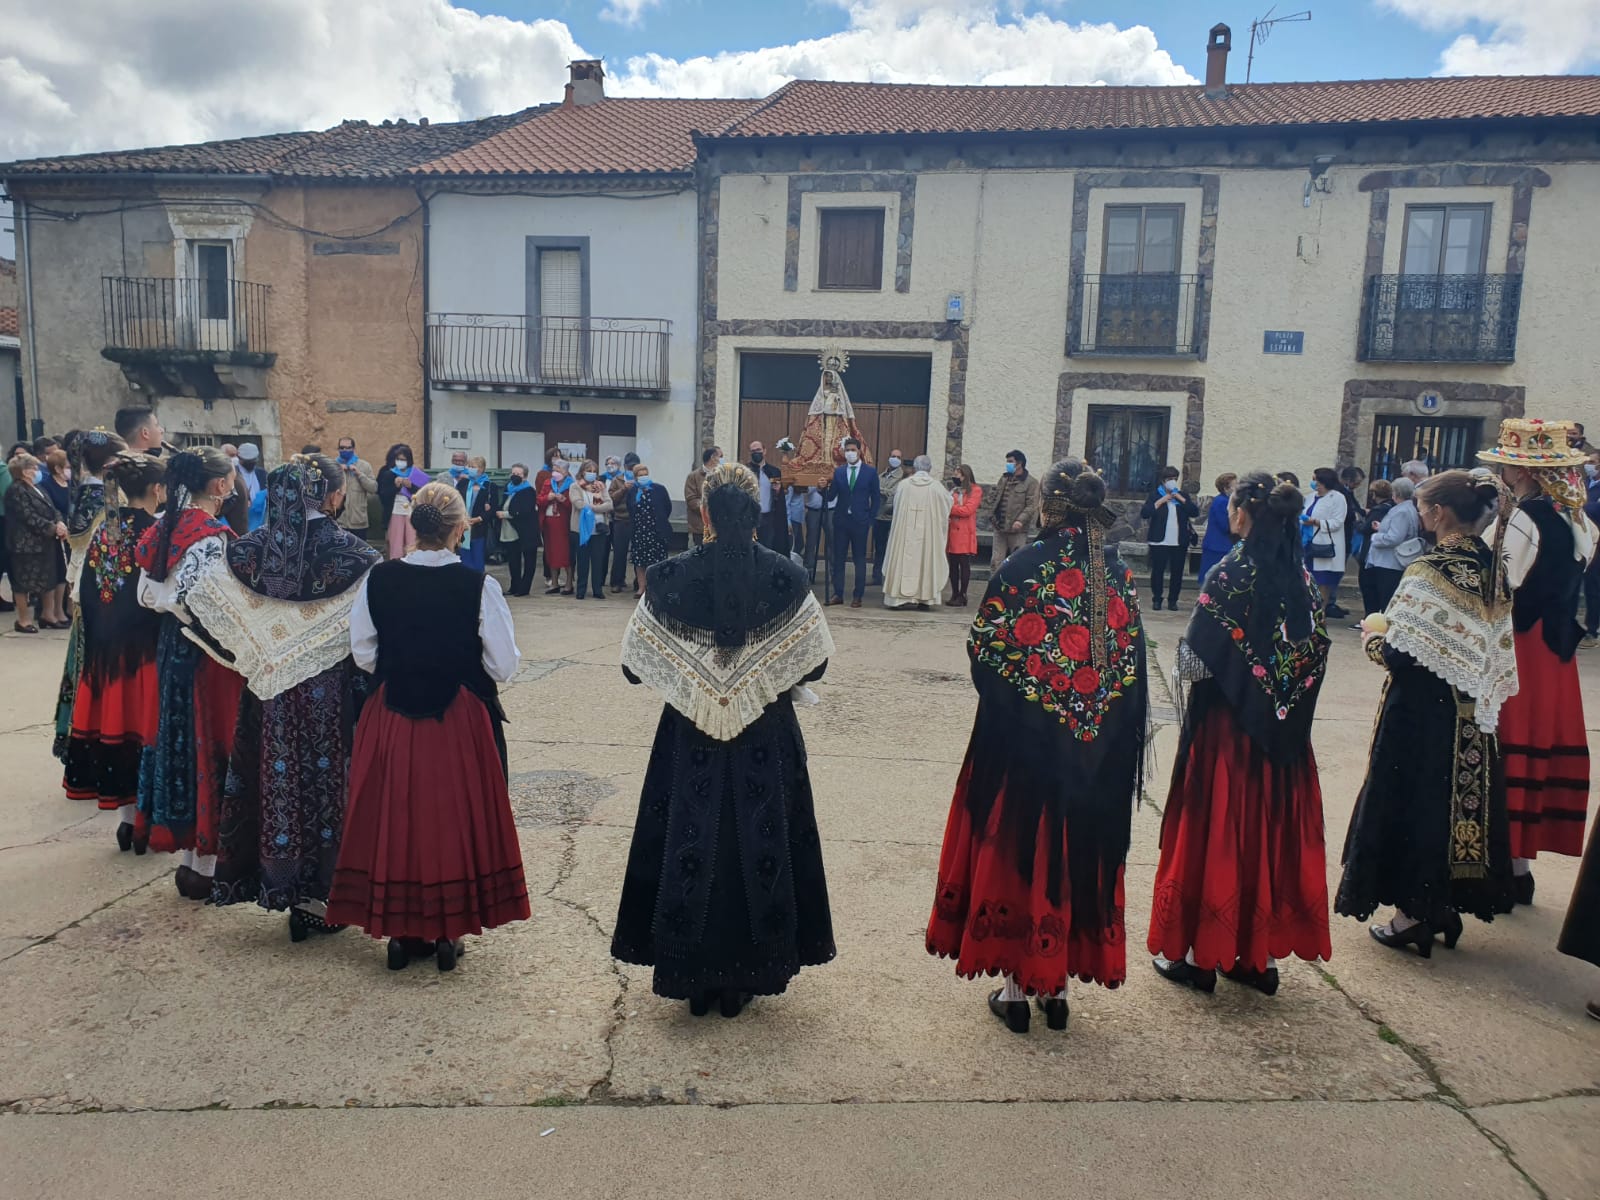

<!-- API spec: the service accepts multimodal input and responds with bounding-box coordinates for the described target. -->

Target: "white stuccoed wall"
[427,189,700,478]
[712,158,1600,490]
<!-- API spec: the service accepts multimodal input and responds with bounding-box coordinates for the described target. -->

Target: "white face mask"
[845,450,860,465]
[395,460,408,471]
[888,456,901,469]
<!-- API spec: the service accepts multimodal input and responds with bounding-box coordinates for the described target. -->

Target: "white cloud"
[0,1,1192,166]
[1381,0,1600,74]
[601,0,663,28]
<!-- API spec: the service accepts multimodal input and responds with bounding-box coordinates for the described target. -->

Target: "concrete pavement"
[1,587,1596,1198]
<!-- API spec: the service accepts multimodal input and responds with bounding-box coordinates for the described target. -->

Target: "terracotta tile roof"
[415,98,760,176]
[0,308,18,338]
[717,76,1600,139]
[0,110,547,180]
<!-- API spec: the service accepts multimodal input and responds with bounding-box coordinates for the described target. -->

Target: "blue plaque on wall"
[1263,330,1305,354]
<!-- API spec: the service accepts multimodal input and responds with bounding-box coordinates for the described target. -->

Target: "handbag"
[1302,495,1335,559]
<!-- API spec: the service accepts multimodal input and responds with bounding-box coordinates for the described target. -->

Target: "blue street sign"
[1263,330,1305,354]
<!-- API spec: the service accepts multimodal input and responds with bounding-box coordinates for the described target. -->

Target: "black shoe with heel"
[1152,957,1217,993]
[436,938,464,972]
[1435,911,1464,950]
[1369,920,1433,958]
[1220,963,1281,996]
[387,938,410,971]
[1035,996,1069,1031]
[988,989,1029,1034]
[689,992,713,1017]
[115,822,134,853]
[1513,872,1535,906]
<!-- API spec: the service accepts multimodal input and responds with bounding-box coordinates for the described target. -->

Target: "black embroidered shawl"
[1186,545,1330,765]
[227,462,379,600]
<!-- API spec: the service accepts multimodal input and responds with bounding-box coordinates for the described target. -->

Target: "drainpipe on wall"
[418,187,432,469]
[15,196,44,439]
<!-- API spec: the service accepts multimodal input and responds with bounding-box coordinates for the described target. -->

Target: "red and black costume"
[1149,538,1333,975]
[927,467,1147,999]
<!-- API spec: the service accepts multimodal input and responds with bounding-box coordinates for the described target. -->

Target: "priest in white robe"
[883,455,953,609]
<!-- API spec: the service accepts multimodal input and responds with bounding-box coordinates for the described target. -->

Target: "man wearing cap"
[237,443,267,501]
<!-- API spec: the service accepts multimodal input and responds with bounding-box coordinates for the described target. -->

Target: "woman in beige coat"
[570,459,615,601]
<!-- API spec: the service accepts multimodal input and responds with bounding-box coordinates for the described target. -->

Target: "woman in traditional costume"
[1149,473,1331,995]
[60,452,165,850]
[327,482,529,972]
[625,464,672,596]
[135,447,247,900]
[537,457,575,594]
[1336,469,1517,954]
[927,460,1147,1034]
[185,456,381,940]
[377,443,429,561]
[612,464,836,1018]
[1477,419,1596,905]
[52,431,127,760]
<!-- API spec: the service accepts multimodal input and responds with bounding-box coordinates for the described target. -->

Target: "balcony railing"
[428,314,671,395]
[102,275,273,362]
[1069,273,1203,357]
[1361,273,1522,363]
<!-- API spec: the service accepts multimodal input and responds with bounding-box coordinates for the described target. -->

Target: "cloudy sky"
[2,0,1598,169]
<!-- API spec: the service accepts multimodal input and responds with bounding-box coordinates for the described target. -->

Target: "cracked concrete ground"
[1,588,1596,1198]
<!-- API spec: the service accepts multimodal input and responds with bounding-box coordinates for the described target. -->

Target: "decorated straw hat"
[1476,418,1588,468]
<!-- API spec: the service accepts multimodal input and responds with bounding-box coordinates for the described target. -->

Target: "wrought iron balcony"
[428,314,671,397]
[102,275,274,364]
[1069,273,1203,357]
[1360,273,1522,363]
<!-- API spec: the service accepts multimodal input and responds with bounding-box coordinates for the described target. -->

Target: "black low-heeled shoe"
[718,989,751,1019]
[1152,957,1217,993]
[1220,963,1281,996]
[1435,911,1464,950]
[387,938,410,971]
[436,938,464,972]
[1035,996,1069,1031]
[288,909,347,943]
[115,822,134,853]
[1369,920,1433,958]
[1513,871,1535,906]
[689,992,713,1017]
[988,989,1029,1034]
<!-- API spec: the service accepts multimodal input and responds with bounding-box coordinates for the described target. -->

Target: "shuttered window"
[538,248,584,380]
[817,208,885,290]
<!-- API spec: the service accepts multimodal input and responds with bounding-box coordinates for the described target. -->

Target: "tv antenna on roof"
[1247,6,1312,84]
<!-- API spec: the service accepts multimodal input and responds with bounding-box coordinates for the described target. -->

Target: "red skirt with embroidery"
[1148,697,1331,971]
[139,655,244,855]
[62,659,160,809]
[327,685,530,941]
[926,758,1126,994]
[1499,627,1591,858]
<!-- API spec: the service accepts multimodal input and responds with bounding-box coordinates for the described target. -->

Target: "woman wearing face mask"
[378,444,429,560]
[4,451,69,632]
[328,482,529,973]
[570,460,614,600]
[134,448,248,899]
[603,456,635,592]
[538,456,575,594]
[627,464,672,597]
[61,452,166,850]
[496,464,539,597]
[186,456,380,939]
[946,464,982,607]
[456,455,498,572]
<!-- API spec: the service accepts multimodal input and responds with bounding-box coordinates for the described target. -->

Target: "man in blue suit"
[825,437,879,607]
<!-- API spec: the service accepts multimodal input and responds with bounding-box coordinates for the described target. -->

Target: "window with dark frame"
[1385,204,1496,361]
[193,242,231,321]
[1368,416,1484,482]
[817,208,885,290]
[1085,405,1170,497]
[1091,204,1186,354]
[1400,205,1491,277]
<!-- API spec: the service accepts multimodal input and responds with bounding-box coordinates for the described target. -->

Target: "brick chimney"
[1205,23,1231,98]
[564,60,605,107]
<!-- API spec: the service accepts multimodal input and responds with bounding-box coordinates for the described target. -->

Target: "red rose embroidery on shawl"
[1106,595,1130,630]
[1058,624,1091,661]
[1049,673,1071,692]
[1013,612,1048,646]
[1025,653,1046,679]
[1072,666,1101,694]
[1054,568,1086,598]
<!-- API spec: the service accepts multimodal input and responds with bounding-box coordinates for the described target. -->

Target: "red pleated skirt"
[1148,699,1331,972]
[62,661,160,809]
[539,515,572,569]
[926,759,1126,994]
[1499,627,1591,858]
[327,685,530,941]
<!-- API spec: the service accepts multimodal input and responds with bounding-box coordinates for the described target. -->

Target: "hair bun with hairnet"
[411,503,446,538]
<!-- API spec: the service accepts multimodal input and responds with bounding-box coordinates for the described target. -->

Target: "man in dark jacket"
[1139,465,1199,611]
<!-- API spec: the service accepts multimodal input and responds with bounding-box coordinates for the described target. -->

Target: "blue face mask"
[449,464,468,478]
[584,472,597,483]
[32,468,44,486]
[1004,462,1017,475]
[338,449,355,464]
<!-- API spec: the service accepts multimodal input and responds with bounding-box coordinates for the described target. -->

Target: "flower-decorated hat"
[1476,418,1588,469]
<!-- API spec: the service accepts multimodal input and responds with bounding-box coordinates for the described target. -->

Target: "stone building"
[697,29,1600,533]
[1,112,541,461]
[0,258,20,444]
